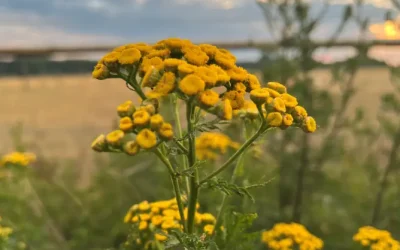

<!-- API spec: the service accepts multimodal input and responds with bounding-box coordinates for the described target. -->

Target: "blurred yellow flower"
[198,89,220,107]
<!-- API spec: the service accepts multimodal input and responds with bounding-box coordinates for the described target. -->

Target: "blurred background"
[1,0,400,249]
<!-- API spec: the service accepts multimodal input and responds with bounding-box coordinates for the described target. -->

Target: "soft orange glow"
[369,20,400,40]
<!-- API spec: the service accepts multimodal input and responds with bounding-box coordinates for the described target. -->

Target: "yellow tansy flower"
[223,90,245,110]
[136,129,157,149]
[153,72,176,95]
[139,213,151,221]
[106,130,125,146]
[133,110,151,126]
[123,141,140,156]
[208,64,230,83]
[250,88,270,105]
[91,134,106,152]
[214,52,235,69]
[201,213,216,224]
[179,74,206,96]
[199,44,218,58]
[303,116,317,133]
[246,74,261,91]
[281,93,298,108]
[267,81,287,94]
[292,106,308,121]
[271,97,286,113]
[151,215,164,226]
[92,64,109,80]
[158,123,174,141]
[178,63,198,77]
[184,49,209,66]
[138,201,151,211]
[204,224,215,235]
[155,233,168,242]
[282,114,294,127]
[150,114,164,130]
[119,117,134,131]
[117,100,135,117]
[198,89,220,107]
[222,99,233,120]
[163,58,185,71]
[139,221,148,230]
[266,88,281,98]
[118,48,141,65]
[227,66,248,82]
[267,112,283,127]
[194,66,218,88]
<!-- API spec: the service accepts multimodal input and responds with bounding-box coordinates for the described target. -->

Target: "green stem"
[199,123,265,185]
[186,101,198,234]
[154,149,186,232]
[172,95,190,194]
[212,123,250,239]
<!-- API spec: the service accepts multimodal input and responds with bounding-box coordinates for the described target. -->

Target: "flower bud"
[123,141,140,156]
[250,88,270,105]
[117,100,136,118]
[91,134,107,152]
[267,82,287,94]
[302,116,317,133]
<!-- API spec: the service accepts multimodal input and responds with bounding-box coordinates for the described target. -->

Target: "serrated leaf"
[178,160,206,177]
[202,178,255,202]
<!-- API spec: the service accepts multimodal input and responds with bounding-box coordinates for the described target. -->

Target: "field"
[0,68,393,159]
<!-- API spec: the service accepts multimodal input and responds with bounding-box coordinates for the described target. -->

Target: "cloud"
[0,7,124,48]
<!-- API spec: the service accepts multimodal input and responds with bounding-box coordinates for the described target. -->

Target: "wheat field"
[0,68,394,161]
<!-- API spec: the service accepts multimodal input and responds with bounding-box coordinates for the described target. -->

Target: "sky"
[1,0,399,64]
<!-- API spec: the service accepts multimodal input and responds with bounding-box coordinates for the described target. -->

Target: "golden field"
[0,68,395,161]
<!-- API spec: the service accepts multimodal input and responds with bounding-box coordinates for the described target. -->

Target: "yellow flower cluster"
[123,197,217,248]
[261,223,323,250]
[353,226,400,250]
[195,132,240,160]
[246,82,316,132]
[0,152,36,167]
[92,37,264,121]
[91,99,174,154]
